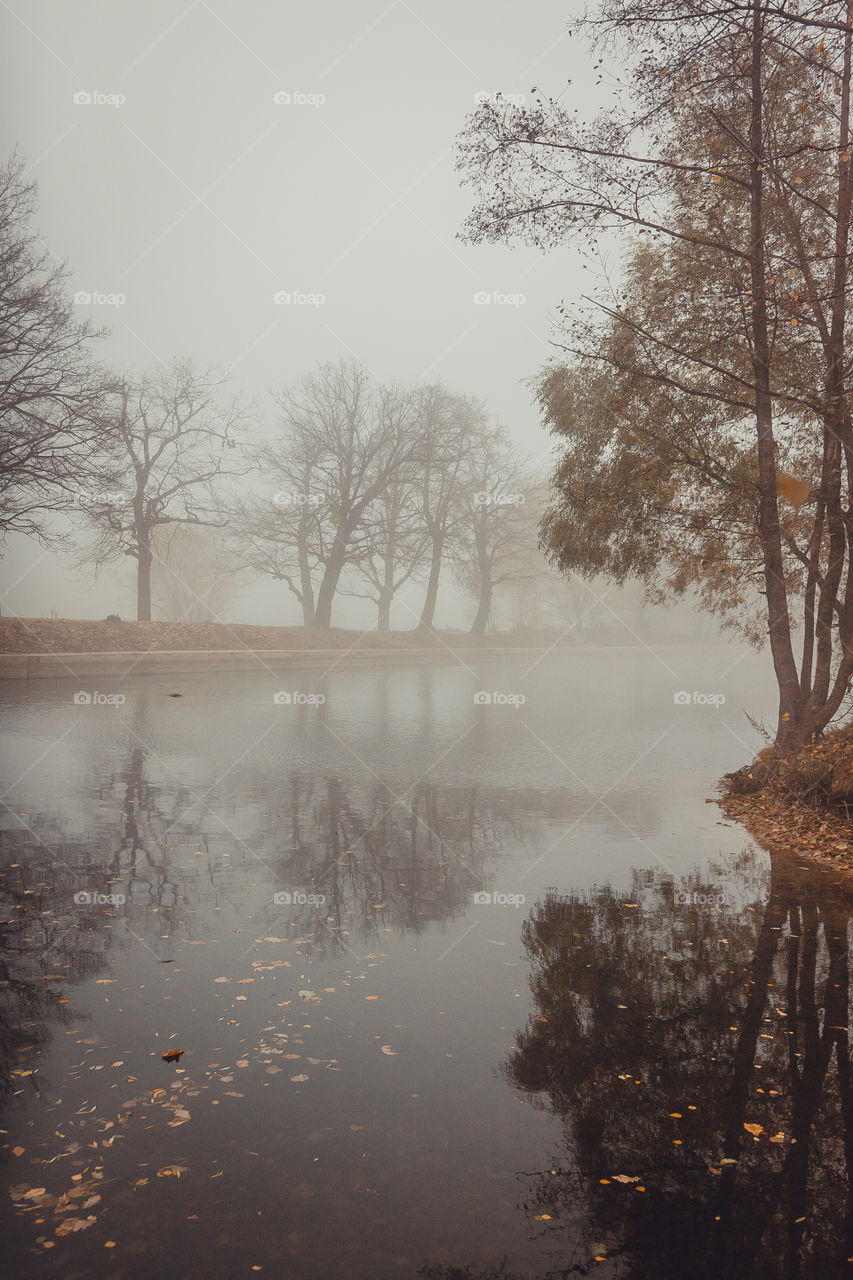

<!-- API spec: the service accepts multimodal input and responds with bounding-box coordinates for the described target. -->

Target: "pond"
[2,646,852,1278]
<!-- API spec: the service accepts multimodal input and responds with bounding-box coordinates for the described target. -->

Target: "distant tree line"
[0,154,543,632]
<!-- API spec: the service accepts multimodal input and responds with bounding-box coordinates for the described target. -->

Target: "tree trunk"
[470,581,491,635]
[299,549,315,628]
[377,588,393,631]
[301,594,316,628]
[418,536,443,631]
[747,4,803,749]
[801,7,853,741]
[137,533,153,622]
[313,540,347,629]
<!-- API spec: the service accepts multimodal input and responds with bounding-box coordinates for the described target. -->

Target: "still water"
[1,646,852,1278]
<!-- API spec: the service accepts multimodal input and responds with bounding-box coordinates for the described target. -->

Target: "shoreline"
[720,789,853,883]
[0,640,711,682]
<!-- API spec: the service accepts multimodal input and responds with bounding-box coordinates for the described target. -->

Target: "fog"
[0,0,649,632]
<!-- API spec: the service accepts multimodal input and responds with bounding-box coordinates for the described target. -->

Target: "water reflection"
[476,857,852,1279]
[4,663,852,1278]
[0,749,581,1113]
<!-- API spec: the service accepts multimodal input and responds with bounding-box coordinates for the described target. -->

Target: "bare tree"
[229,424,330,627]
[452,426,538,634]
[151,523,245,622]
[413,386,482,632]
[80,359,253,621]
[235,361,420,630]
[0,154,115,551]
[346,465,430,629]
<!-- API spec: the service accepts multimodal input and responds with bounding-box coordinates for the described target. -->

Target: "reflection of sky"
[2,647,778,886]
[0,648,814,1280]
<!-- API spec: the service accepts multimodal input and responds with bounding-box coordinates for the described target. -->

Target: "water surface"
[2,647,852,1278]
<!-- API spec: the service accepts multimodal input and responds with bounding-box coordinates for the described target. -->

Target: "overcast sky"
[0,0,609,624]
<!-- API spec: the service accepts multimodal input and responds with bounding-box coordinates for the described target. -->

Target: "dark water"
[1,647,852,1278]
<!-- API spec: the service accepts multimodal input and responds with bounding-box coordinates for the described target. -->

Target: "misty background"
[0,0,711,637]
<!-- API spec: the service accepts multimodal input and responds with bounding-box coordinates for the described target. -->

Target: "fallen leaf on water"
[12,1146,24,1157]
[612,1175,640,1184]
[161,1049,184,1064]
[380,1045,397,1055]
[156,1165,189,1179]
[290,1074,310,1083]
[744,1123,764,1138]
[55,1217,95,1236]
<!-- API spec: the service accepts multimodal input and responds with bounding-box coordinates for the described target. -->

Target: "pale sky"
[0,0,607,625]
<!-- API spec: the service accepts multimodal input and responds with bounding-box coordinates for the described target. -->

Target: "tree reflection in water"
[494,857,852,1279]
[10,730,846,1278]
[0,741,569,1117]
[419,858,853,1279]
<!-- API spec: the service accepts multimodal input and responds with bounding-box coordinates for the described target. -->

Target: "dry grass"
[0,616,565,655]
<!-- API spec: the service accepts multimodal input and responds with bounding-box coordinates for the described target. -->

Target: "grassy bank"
[721,726,853,875]
[0,616,575,655]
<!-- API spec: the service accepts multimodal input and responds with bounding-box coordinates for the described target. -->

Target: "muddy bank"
[721,726,853,879]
